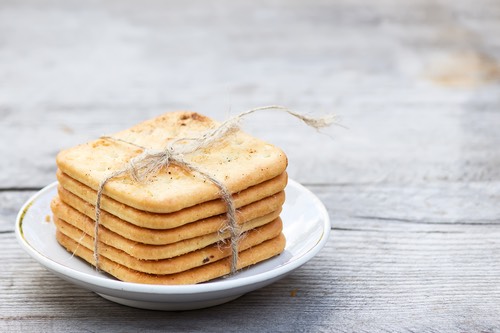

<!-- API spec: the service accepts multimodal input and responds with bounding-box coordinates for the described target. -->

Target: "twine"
[93,105,337,276]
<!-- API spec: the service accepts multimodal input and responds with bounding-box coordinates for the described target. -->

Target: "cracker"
[57,170,287,229]
[54,190,283,245]
[56,111,288,213]
[56,231,286,285]
[55,216,282,274]
[51,208,281,260]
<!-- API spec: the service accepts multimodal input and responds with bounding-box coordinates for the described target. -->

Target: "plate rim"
[15,179,330,296]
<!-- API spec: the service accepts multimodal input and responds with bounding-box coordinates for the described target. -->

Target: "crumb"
[45,215,51,223]
[60,124,74,134]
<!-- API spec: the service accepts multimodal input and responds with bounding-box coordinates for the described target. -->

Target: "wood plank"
[311,181,500,226]
[3,222,500,332]
[2,178,498,234]
[2,101,500,187]
[0,191,37,233]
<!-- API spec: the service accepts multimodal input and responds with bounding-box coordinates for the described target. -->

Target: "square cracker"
[54,189,284,245]
[57,112,288,213]
[56,169,287,229]
[56,231,286,285]
[54,216,283,275]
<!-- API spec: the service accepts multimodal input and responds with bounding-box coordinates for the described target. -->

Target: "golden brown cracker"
[56,111,288,213]
[51,205,282,260]
[56,231,286,285]
[53,191,283,245]
[55,216,282,275]
[57,169,287,229]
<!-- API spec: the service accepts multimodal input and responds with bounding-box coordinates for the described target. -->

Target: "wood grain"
[2,0,500,187]
[1,0,500,332]
[3,222,500,332]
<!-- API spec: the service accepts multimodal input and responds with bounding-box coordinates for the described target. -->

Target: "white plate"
[15,179,330,311]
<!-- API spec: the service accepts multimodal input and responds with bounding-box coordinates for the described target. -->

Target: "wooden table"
[2,0,500,331]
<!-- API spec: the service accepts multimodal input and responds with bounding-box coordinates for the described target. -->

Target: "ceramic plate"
[15,179,330,311]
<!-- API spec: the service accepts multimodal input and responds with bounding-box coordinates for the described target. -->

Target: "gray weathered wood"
[3,222,500,332]
[1,0,500,332]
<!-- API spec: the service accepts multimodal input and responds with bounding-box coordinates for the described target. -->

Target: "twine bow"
[93,105,337,276]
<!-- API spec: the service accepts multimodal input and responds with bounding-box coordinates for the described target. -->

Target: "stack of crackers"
[50,111,288,284]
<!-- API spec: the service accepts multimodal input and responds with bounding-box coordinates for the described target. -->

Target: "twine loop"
[93,105,337,277]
